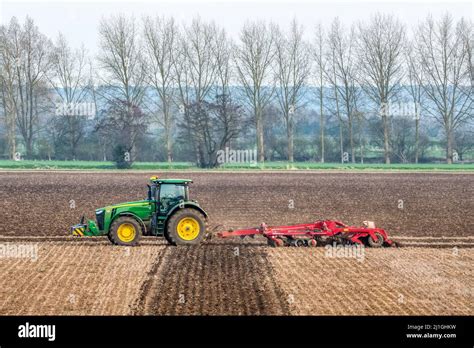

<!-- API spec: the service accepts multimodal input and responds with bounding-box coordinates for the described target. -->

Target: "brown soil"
[267,246,473,315]
[0,241,165,315]
[0,172,472,237]
[1,241,471,315]
[137,243,290,315]
[0,171,472,315]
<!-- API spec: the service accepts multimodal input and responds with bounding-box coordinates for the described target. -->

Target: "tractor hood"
[97,200,151,212]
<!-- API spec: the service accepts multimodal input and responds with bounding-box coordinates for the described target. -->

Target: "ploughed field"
[0,171,472,237]
[0,171,472,315]
[0,240,472,315]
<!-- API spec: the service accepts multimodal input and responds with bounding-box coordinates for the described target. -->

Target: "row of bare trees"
[0,13,472,165]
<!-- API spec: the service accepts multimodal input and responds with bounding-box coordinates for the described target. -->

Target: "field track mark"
[130,247,170,315]
[141,245,291,315]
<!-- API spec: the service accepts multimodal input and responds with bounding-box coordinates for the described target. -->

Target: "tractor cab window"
[159,184,186,214]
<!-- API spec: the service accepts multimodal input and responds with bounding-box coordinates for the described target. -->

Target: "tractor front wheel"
[166,208,206,245]
[109,216,142,246]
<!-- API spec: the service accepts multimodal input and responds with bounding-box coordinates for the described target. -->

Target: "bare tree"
[97,14,146,159]
[405,39,424,163]
[357,13,406,164]
[415,14,473,163]
[330,43,344,163]
[312,23,328,163]
[49,33,89,160]
[19,18,54,158]
[175,27,241,169]
[175,17,219,166]
[183,18,218,103]
[214,28,241,151]
[0,19,20,159]
[176,22,241,168]
[328,19,361,163]
[234,21,276,163]
[143,15,178,163]
[274,19,310,162]
[0,17,53,159]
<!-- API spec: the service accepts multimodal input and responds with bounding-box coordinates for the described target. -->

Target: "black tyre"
[166,208,206,245]
[367,232,384,248]
[268,238,284,247]
[108,216,142,246]
[163,228,175,245]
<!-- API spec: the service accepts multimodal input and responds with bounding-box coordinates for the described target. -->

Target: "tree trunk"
[71,122,77,161]
[382,113,390,164]
[26,139,33,159]
[287,119,294,163]
[358,115,364,164]
[164,115,172,163]
[446,127,453,164]
[319,85,324,163]
[256,107,264,163]
[163,100,173,163]
[7,110,16,160]
[349,113,355,163]
[415,116,419,164]
[2,90,16,160]
[339,121,344,163]
[333,86,343,163]
[166,131,172,163]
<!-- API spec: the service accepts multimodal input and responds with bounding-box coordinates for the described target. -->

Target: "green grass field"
[0,159,473,171]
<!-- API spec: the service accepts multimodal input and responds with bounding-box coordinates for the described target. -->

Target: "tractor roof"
[150,177,193,184]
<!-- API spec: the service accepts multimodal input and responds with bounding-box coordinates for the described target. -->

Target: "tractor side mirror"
[147,184,152,201]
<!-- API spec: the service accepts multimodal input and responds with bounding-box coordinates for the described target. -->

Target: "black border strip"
[0,316,472,346]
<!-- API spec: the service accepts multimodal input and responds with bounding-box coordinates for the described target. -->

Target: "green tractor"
[71,177,208,246]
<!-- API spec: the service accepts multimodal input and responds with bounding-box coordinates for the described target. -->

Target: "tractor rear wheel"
[166,208,206,245]
[367,232,384,248]
[109,216,141,246]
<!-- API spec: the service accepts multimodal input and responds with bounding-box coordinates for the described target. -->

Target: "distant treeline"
[0,13,472,167]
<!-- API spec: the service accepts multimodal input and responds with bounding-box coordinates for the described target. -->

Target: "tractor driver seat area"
[160,184,186,213]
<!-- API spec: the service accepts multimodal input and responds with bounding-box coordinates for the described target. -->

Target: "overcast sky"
[0,0,472,55]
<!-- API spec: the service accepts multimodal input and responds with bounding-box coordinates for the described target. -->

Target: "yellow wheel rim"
[117,223,136,242]
[176,217,200,241]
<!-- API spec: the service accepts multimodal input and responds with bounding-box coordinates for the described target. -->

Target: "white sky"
[0,0,472,55]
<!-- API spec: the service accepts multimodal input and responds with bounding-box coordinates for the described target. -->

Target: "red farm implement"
[217,219,394,248]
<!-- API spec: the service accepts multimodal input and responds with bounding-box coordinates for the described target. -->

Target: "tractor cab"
[148,177,191,215]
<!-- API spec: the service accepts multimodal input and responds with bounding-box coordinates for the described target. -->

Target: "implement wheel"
[268,238,284,247]
[166,208,206,245]
[109,216,141,246]
[367,232,384,248]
